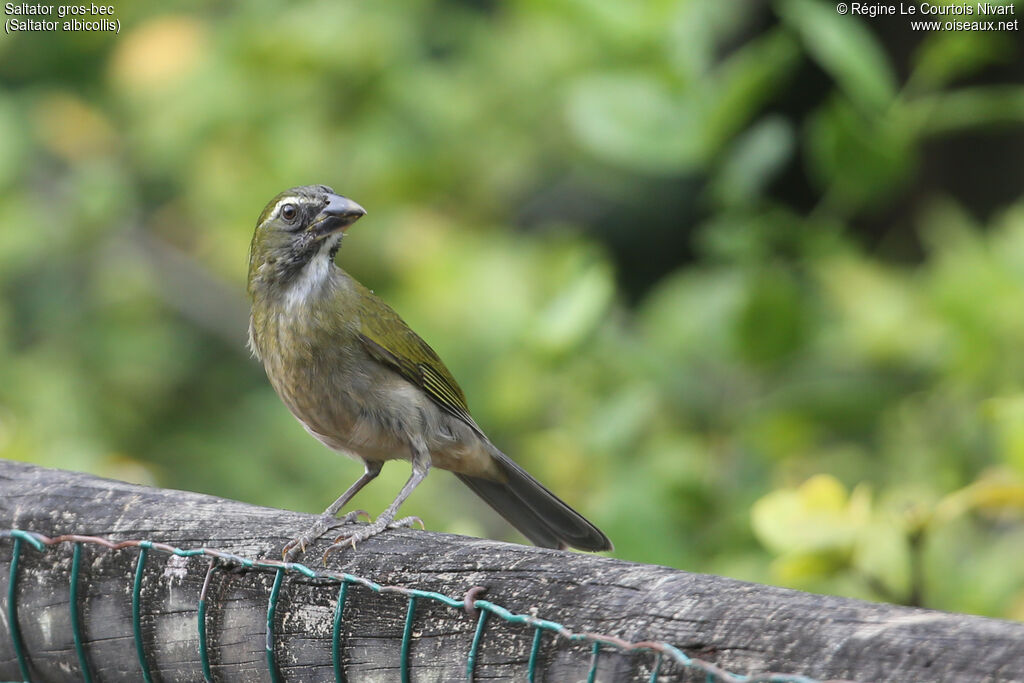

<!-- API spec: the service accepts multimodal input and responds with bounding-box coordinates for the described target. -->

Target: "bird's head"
[247,184,366,297]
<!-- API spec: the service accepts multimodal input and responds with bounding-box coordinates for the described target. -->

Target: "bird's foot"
[322,515,426,563]
[281,509,370,562]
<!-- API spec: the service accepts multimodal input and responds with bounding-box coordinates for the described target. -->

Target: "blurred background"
[1,0,1023,619]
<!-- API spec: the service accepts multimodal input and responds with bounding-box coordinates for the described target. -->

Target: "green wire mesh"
[466,608,488,682]
[1,528,839,683]
[332,581,349,683]
[401,596,417,683]
[68,543,92,683]
[5,537,29,683]
[198,560,217,683]
[266,567,285,683]
[131,545,154,683]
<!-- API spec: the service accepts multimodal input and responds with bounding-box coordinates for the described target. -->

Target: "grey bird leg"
[323,442,431,560]
[282,460,383,561]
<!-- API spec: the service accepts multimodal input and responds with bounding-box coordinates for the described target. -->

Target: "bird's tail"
[456,445,612,552]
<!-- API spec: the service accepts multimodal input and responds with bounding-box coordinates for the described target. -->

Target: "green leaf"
[778,0,897,110]
[910,30,1013,91]
[711,116,795,206]
[806,96,913,210]
[903,86,1024,136]
[981,396,1024,476]
[704,29,801,149]
[734,266,808,366]
[530,260,615,354]
[567,73,704,172]
[0,96,28,190]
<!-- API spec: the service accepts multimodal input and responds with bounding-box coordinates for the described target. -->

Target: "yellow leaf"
[752,474,872,559]
[109,16,207,93]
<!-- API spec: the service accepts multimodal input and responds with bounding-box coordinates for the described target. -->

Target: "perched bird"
[247,185,612,559]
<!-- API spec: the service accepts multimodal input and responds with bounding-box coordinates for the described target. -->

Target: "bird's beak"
[311,194,366,239]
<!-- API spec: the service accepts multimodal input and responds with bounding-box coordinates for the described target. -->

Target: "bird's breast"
[251,304,418,462]
[251,296,501,479]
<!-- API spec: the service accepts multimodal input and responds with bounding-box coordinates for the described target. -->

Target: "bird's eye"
[280,203,297,222]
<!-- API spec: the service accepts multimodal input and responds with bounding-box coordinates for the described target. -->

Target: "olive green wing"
[354,284,478,430]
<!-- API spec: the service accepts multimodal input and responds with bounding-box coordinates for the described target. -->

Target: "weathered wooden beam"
[0,459,1021,682]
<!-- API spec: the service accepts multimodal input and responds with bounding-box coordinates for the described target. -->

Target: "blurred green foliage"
[1,0,1023,619]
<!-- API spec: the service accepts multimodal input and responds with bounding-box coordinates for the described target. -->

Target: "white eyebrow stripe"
[269,196,314,220]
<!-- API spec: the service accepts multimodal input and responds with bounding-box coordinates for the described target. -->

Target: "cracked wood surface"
[1,459,1023,682]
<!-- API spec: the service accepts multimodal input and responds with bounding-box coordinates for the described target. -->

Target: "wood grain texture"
[1,459,1022,682]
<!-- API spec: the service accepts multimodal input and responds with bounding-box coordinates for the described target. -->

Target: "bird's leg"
[323,442,431,560]
[282,461,382,562]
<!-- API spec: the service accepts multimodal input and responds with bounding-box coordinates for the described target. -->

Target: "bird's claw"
[346,509,372,524]
[320,515,427,563]
[391,515,425,531]
[281,509,372,563]
[281,537,307,563]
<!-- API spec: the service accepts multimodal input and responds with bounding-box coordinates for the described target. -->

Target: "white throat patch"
[284,237,339,310]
